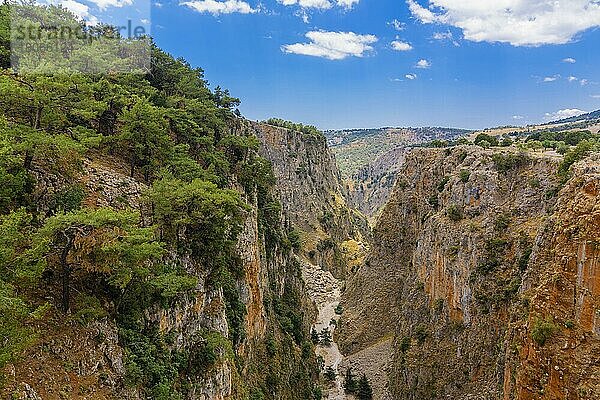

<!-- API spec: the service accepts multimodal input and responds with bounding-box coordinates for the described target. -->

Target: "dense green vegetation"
[265,118,324,142]
[531,317,557,346]
[0,3,317,398]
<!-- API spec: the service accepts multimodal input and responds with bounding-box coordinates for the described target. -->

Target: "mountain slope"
[326,127,471,218]
[339,145,600,399]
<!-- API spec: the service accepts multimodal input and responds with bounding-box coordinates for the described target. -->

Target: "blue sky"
[58,0,600,129]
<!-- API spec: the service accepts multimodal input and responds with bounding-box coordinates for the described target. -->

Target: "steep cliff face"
[345,146,409,219]
[326,127,471,220]
[1,121,327,400]
[252,122,368,279]
[339,146,600,399]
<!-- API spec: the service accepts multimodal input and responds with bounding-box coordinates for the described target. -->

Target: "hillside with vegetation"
[337,121,600,399]
[0,4,360,399]
[4,3,600,400]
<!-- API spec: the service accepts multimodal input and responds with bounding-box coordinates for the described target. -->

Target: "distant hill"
[550,109,600,124]
[325,127,471,178]
[325,126,472,218]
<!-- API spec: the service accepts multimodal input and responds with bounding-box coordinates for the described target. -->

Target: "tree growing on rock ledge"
[357,374,373,399]
[343,368,358,393]
[30,208,167,312]
[320,327,332,346]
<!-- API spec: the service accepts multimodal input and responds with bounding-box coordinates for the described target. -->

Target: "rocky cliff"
[3,119,356,400]
[252,121,369,279]
[339,146,600,399]
[326,127,471,220]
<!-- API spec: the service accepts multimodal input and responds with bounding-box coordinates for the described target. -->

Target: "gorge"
[2,4,600,400]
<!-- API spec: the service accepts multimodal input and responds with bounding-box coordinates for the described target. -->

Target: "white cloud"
[388,19,406,31]
[545,108,587,121]
[591,94,600,99]
[565,76,591,85]
[50,0,99,24]
[415,59,431,68]
[87,0,132,10]
[279,0,331,9]
[433,32,452,40]
[282,30,377,60]
[512,115,524,120]
[279,0,359,9]
[182,0,257,14]
[563,57,577,63]
[543,75,560,82]
[405,73,417,80]
[59,0,89,17]
[391,40,413,51]
[407,0,436,23]
[407,0,600,46]
[336,0,359,8]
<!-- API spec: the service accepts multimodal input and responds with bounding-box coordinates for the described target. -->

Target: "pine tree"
[357,374,373,400]
[343,368,357,393]
[311,328,320,344]
[320,327,332,346]
[324,366,336,381]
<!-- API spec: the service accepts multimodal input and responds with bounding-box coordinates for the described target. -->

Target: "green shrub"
[531,317,557,346]
[301,340,312,360]
[324,366,337,381]
[249,389,266,400]
[501,137,514,147]
[414,324,428,344]
[428,194,439,208]
[528,178,540,188]
[564,320,575,329]
[73,294,108,325]
[518,247,532,272]
[556,143,570,155]
[492,152,529,173]
[287,229,302,251]
[494,212,511,231]
[399,336,411,353]
[50,184,86,213]
[264,118,324,142]
[459,169,470,183]
[475,133,499,147]
[558,140,594,179]
[266,335,277,356]
[313,386,323,400]
[446,204,463,222]
[437,176,450,192]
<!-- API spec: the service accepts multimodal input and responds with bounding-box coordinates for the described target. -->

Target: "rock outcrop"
[339,146,600,399]
[252,121,369,279]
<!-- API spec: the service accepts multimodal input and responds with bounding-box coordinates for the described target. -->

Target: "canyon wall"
[252,121,369,279]
[4,120,359,400]
[339,146,600,399]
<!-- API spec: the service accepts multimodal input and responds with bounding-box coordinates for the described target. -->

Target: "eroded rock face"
[340,146,600,399]
[346,146,409,220]
[252,122,369,280]
[3,120,339,400]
